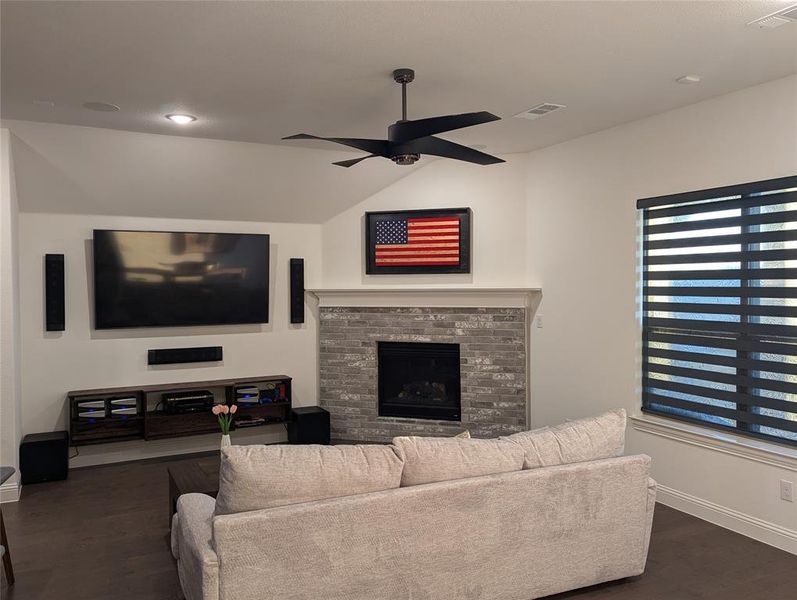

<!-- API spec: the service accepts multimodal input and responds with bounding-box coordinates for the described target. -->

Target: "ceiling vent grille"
[514,103,566,120]
[748,4,797,28]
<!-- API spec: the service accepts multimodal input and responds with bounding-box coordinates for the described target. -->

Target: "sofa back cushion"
[502,409,626,469]
[391,436,524,487]
[215,444,404,515]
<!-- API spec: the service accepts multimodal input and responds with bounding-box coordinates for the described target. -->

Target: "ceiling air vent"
[514,103,566,121]
[748,4,797,28]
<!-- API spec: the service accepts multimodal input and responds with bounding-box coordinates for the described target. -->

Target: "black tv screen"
[93,229,269,329]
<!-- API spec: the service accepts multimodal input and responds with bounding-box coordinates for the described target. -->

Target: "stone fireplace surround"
[314,288,538,443]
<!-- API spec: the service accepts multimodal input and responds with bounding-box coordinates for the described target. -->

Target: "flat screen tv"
[93,229,269,329]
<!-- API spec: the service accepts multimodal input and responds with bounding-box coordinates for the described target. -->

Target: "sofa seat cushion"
[391,436,524,487]
[215,444,404,515]
[502,409,626,469]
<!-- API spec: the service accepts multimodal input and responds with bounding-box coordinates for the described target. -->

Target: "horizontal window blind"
[638,175,797,446]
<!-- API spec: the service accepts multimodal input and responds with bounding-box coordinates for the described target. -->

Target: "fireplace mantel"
[307,287,541,308]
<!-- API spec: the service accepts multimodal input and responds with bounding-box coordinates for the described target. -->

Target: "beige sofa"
[172,410,656,600]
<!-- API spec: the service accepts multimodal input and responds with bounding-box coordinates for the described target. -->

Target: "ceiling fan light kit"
[282,68,505,168]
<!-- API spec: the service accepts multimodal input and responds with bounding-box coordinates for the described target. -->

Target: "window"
[638,176,797,447]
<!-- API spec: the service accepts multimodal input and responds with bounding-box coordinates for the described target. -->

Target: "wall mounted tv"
[93,229,269,329]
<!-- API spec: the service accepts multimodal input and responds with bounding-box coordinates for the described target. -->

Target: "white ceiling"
[2,0,796,156]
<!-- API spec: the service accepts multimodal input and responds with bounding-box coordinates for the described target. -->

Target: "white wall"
[17,213,321,466]
[2,121,326,467]
[525,75,797,549]
[321,155,529,288]
[0,129,22,500]
[1,119,418,223]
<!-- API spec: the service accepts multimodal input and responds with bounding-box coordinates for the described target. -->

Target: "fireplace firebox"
[377,341,461,421]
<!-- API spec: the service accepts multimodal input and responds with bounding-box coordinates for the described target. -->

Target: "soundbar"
[148,346,223,365]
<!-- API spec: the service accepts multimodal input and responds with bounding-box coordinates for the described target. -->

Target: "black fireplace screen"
[377,341,461,421]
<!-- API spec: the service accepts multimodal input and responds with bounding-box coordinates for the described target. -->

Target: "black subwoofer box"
[288,407,330,445]
[20,431,69,484]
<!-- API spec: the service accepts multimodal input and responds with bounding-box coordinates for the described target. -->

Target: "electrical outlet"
[780,480,793,503]
[535,315,543,329]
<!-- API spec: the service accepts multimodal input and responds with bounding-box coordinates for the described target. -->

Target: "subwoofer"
[19,431,69,484]
[288,407,330,445]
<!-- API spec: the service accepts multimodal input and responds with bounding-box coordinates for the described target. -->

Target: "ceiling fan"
[282,68,504,168]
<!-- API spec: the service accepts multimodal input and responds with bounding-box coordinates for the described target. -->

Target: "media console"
[67,375,292,446]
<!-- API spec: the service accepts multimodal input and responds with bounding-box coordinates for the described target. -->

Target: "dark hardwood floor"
[1,454,795,599]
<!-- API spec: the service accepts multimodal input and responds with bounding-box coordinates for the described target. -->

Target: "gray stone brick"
[319,305,527,441]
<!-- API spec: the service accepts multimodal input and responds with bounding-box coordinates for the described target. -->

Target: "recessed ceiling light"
[83,101,120,112]
[165,114,197,125]
[676,75,701,85]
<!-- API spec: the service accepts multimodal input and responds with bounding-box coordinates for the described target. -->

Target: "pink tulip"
[212,404,222,415]
[230,405,238,414]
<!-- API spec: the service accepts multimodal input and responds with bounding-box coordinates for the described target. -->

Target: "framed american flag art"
[365,208,472,275]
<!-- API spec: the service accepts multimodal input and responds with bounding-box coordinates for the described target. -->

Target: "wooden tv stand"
[67,375,292,446]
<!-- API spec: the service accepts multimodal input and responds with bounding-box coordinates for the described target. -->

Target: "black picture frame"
[365,207,472,275]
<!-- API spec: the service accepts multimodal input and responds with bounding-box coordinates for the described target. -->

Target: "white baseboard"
[657,484,797,555]
[0,481,20,503]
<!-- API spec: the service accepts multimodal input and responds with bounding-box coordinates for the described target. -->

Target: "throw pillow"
[391,435,524,487]
[501,408,626,469]
[215,444,404,515]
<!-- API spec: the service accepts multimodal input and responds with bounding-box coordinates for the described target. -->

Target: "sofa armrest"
[642,477,657,564]
[173,493,219,600]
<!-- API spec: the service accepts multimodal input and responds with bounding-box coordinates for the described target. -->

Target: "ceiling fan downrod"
[393,68,415,122]
[391,68,419,164]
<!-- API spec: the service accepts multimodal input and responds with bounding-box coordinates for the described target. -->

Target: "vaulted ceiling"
[2,1,795,222]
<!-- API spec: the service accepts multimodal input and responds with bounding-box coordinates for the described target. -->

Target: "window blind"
[638,175,797,446]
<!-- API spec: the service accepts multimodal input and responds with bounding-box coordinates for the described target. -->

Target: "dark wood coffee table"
[167,457,220,527]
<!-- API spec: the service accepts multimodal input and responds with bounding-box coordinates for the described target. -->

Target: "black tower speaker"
[290,258,305,324]
[148,346,223,365]
[288,407,330,445]
[45,253,65,331]
[19,431,69,484]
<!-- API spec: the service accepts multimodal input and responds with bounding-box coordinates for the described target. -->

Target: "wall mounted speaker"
[147,346,223,365]
[45,253,65,331]
[290,258,305,324]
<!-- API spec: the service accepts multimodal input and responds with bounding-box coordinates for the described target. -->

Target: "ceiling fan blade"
[403,136,505,166]
[282,133,390,156]
[388,112,500,144]
[332,154,379,168]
